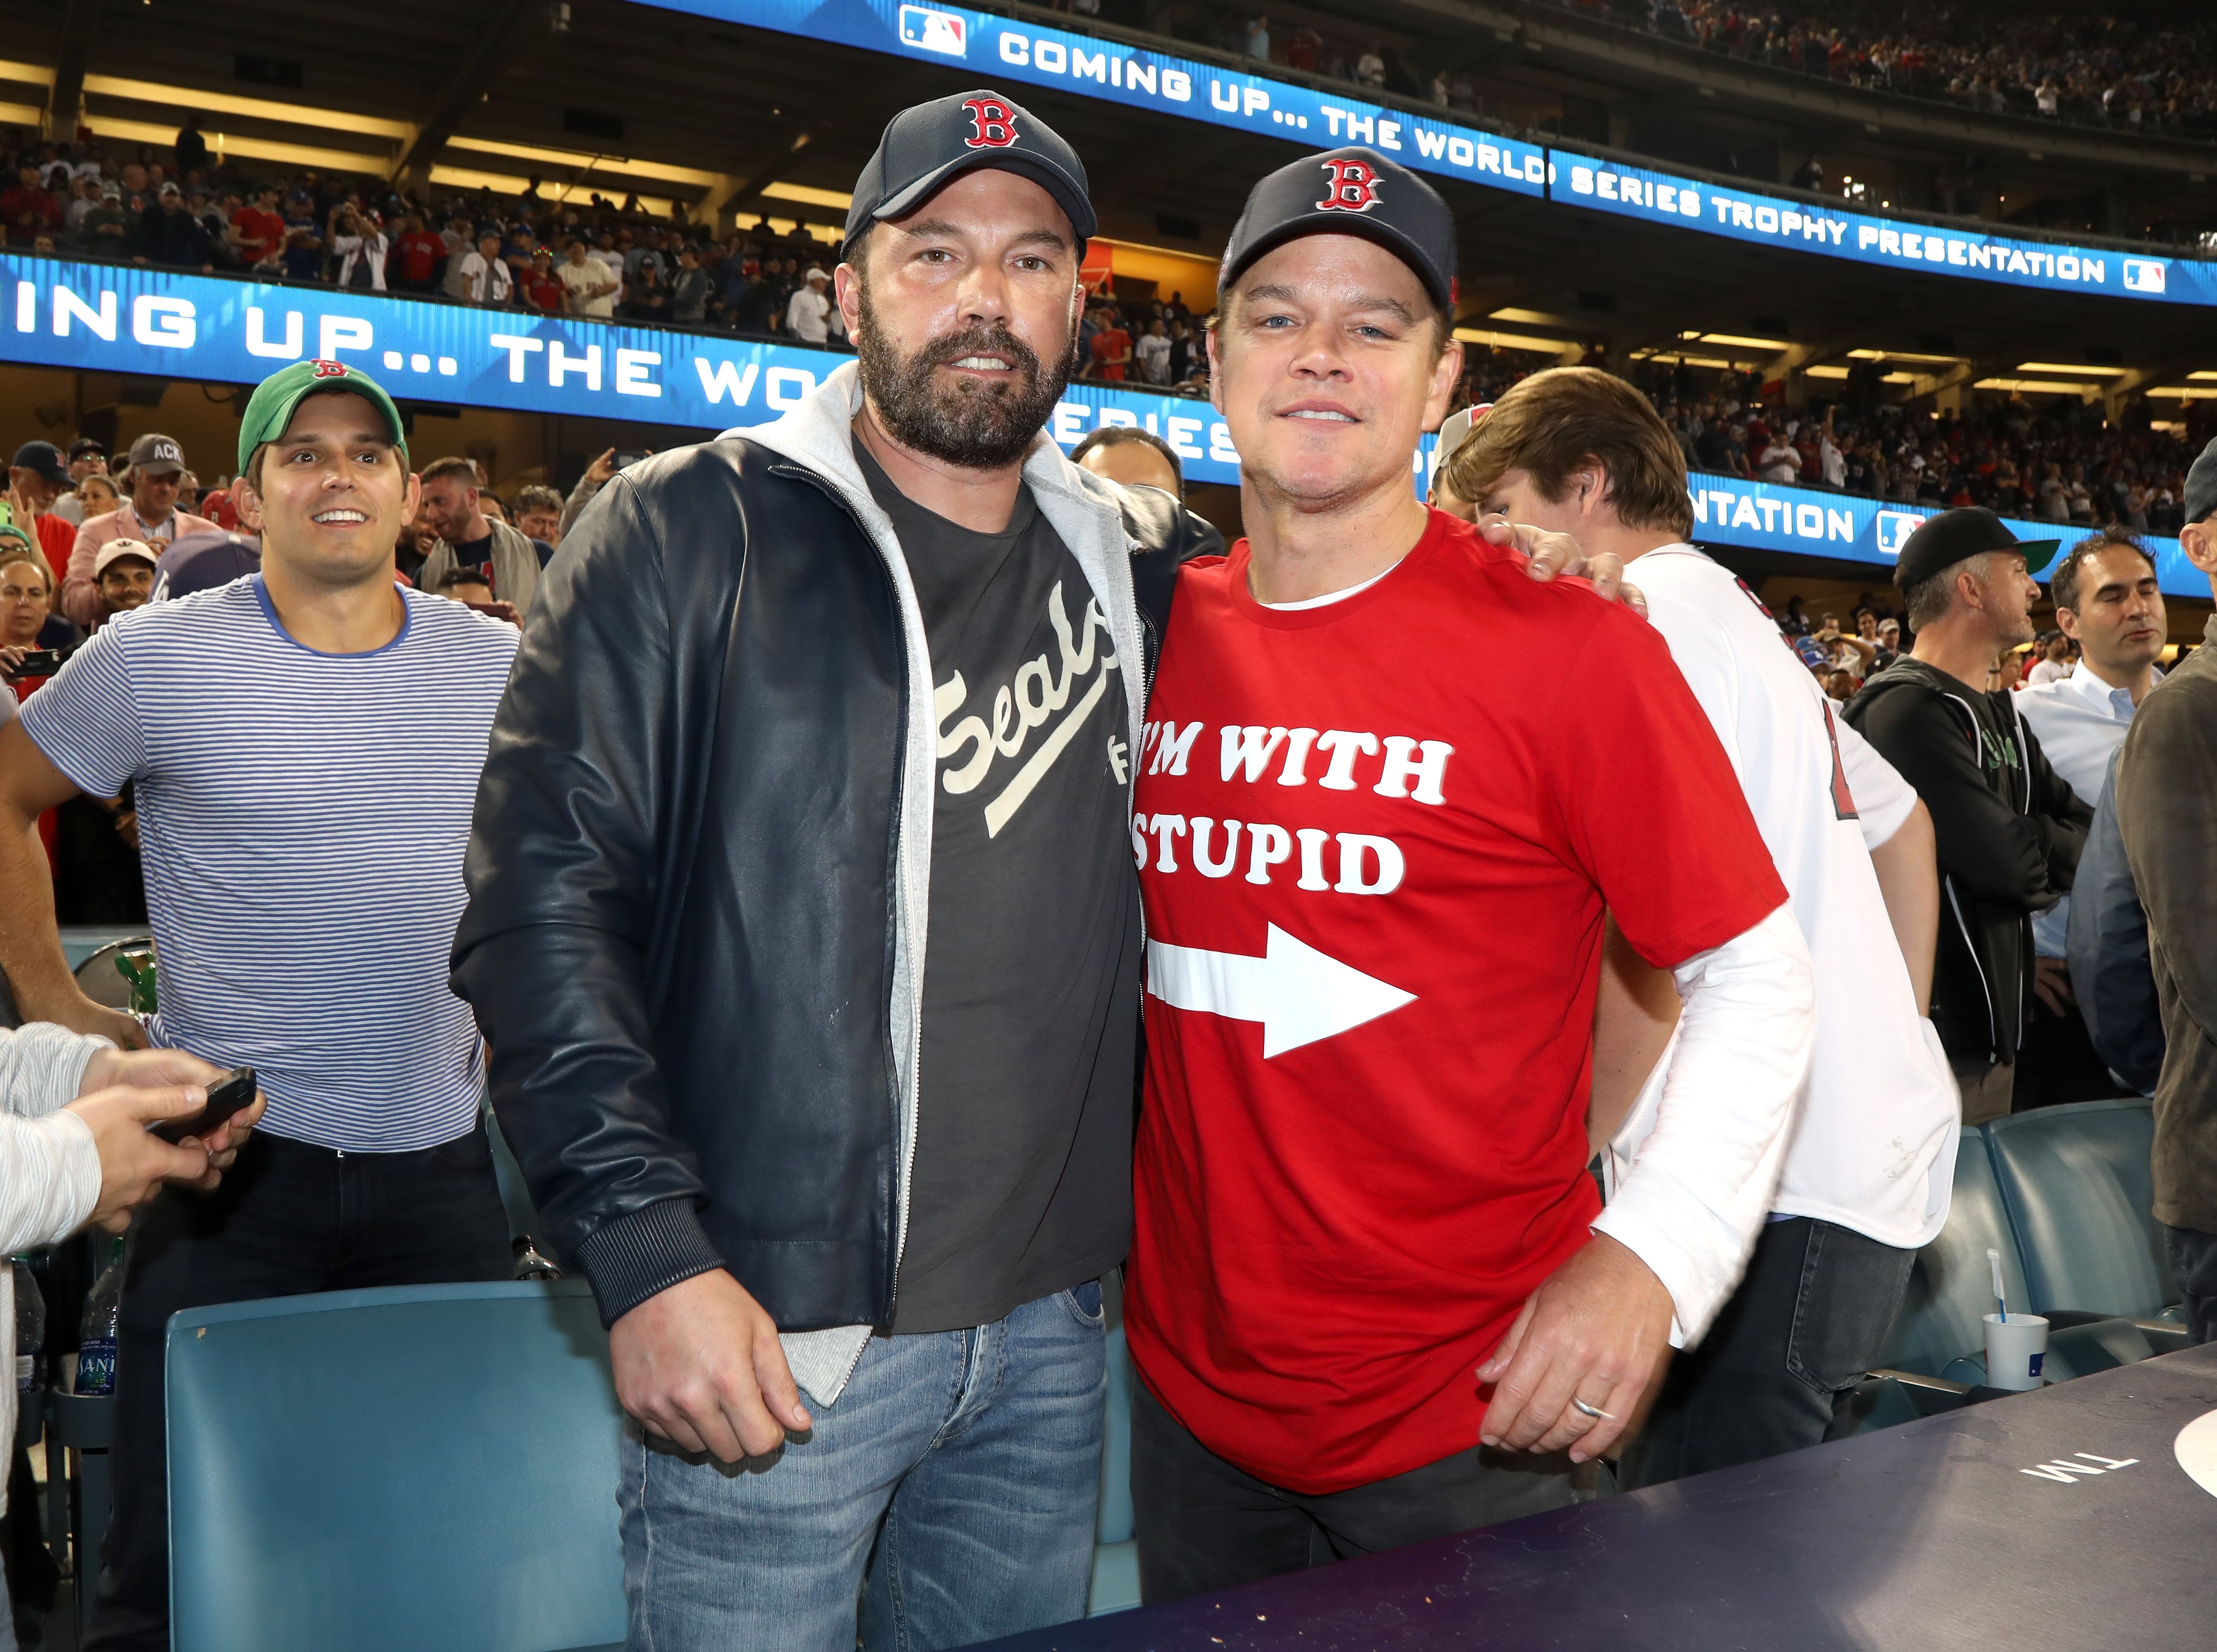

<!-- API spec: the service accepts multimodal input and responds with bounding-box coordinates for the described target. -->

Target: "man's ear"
[2181,520,2217,577]
[834,260,864,339]
[1419,339,1463,434]
[231,479,264,533]
[2054,605,2082,644]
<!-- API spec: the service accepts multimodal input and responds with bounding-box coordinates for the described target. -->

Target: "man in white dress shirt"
[2015,528,2166,1104]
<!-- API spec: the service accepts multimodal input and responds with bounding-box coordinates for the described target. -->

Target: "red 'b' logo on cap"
[962,98,1019,149]
[1316,158,1382,213]
[309,359,350,378]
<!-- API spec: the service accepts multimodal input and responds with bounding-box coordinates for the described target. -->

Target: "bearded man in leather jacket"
[451,90,1215,1652]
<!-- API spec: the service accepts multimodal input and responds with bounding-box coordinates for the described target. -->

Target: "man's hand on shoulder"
[1476,1231,1675,1465]
[1474,516,1647,618]
[609,1268,813,1462]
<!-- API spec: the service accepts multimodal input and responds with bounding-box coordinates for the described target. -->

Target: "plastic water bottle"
[76,1237,125,1397]
[12,1258,43,1398]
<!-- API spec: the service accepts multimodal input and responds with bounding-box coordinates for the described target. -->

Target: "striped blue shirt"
[19,577,519,1151]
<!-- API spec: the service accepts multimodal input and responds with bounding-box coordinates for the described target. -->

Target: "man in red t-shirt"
[390,213,449,293]
[1089,306,1132,381]
[1124,149,1816,1600]
[229,186,287,266]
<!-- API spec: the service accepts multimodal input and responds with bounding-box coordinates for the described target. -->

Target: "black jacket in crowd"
[450,368,1215,1338]
[1845,657,2092,1067]
[134,201,207,267]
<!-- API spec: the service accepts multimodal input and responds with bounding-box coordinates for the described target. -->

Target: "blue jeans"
[620,1282,1106,1652]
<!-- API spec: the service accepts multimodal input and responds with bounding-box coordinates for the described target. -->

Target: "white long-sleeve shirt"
[0,1022,106,1511]
[1590,904,1816,1345]
[1602,546,1958,1343]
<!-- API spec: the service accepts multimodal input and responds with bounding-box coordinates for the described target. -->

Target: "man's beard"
[854,276,1071,470]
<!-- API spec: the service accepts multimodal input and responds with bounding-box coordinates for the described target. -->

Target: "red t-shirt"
[231,206,286,262]
[394,228,446,285]
[1124,511,1785,1495]
[1091,327,1131,381]
[33,513,74,589]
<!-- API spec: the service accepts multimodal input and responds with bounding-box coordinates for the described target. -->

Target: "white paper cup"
[1983,1311,2049,1391]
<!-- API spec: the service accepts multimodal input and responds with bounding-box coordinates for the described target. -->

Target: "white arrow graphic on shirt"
[1147,926,1417,1057]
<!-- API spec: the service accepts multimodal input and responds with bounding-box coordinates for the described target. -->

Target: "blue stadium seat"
[1984,1100,2182,1320]
[1089,1325,1140,1615]
[1880,1127,2032,1378]
[167,1281,626,1652]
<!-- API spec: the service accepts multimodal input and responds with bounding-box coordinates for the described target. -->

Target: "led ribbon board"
[5,255,2196,593]
[662,0,2212,306]
[1549,156,2212,307]
[0,254,1246,479]
[672,0,1547,197]
[1670,471,2201,596]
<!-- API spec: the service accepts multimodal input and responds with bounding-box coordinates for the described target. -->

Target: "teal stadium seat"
[166,1281,627,1652]
[1984,1100,2183,1321]
[169,1279,1145,1647]
[1880,1127,2034,1378]
[1089,1325,1140,1615]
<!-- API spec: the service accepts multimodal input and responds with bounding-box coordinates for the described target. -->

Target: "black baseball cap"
[67,437,105,461]
[10,441,67,485]
[2184,435,2217,526]
[1219,147,1457,313]
[844,90,1094,259]
[1892,505,2060,594]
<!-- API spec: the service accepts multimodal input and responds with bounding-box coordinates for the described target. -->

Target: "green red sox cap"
[236,358,408,475]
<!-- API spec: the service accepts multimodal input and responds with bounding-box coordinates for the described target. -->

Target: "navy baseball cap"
[844,89,1094,258]
[1219,147,1458,313]
[10,441,67,485]
[151,531,261,603]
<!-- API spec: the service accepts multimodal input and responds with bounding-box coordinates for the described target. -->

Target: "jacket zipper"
[766,464,925,1357]
[1934,688,2002,1055]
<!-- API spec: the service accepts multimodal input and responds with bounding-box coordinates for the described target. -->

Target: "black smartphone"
[152,1065,258,1144]
[610,450,648,471]
[4,647,69,681]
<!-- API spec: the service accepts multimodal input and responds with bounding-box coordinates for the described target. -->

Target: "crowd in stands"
[1441,343,2212,538]
[1159,4,2217,146]
[0,127,875,350]
[1555,1,2217,141]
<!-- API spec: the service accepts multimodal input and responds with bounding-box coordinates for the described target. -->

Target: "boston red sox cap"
[1219,147,1458,313]
[844,89,1095,259]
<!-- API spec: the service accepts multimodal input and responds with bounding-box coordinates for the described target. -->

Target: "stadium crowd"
[1551,1,2217,140]
[1440,345,2213,538]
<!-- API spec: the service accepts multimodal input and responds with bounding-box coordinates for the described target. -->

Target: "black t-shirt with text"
[854,440,1141,1334]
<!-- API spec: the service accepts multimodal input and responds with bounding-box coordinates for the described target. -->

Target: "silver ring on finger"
[1570,1396,1616,1422]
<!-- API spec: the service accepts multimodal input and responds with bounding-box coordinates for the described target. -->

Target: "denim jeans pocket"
[1785,1221,1917,1395]
[1058,1277,1105,1328]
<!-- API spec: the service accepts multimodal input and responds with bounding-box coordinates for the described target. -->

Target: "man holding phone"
[0,359,520,1652]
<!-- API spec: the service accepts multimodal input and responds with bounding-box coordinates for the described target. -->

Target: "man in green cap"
[0,357,522,1652]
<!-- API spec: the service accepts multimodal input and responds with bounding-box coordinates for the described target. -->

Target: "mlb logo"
[1875,510,1927,557]
[899,5,967,57]
[2121,258,2167,295]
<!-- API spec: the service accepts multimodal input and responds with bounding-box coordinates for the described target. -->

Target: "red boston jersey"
[1124,510,1785,1494]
